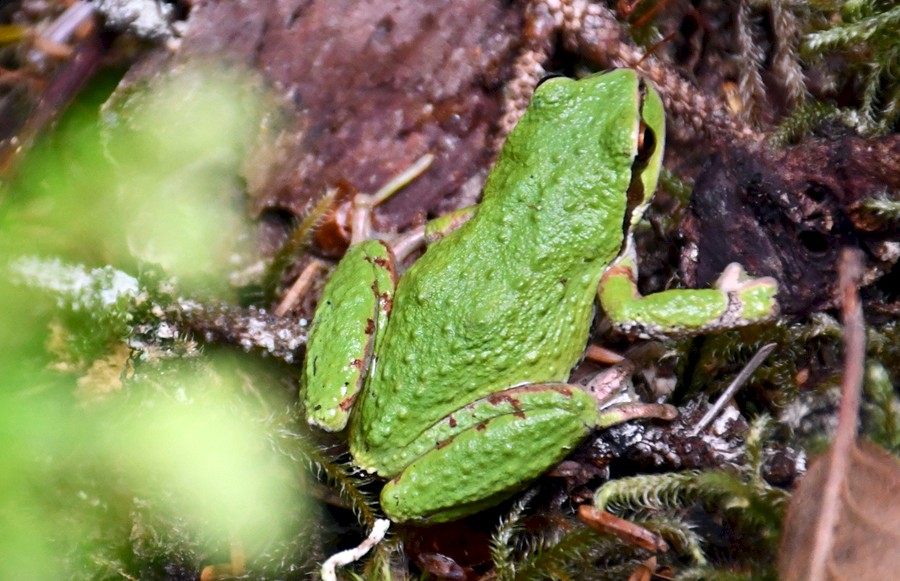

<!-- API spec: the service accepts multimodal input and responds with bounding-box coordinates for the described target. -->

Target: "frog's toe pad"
[715,263,777,294]
[713,263,779,324]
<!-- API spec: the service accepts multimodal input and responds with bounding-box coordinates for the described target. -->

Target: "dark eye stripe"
[636,121,656,163]
[535,73,566,88]
[621,80,659,238]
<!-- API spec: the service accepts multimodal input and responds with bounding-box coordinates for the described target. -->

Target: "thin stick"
[351,153,434,244]
[584,344,626,365]
[370,154,434,206]
[274,259,324,317]
[692,342,777,435]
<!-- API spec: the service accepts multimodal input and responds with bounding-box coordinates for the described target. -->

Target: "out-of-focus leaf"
[0,24,28,43]
[0,344,308,578]
[2,64,264,294]
[103,66,263,286]
[92,358,302,541]
[779,250,900,581]
[779,441,900,579]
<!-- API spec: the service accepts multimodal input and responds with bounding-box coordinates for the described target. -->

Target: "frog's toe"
[713,263,748,290]
[714,263,778,294]
[711,263,779,324]
[597,402,678,429]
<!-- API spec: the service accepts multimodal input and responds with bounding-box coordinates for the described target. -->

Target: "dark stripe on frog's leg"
[598,248,778,340]
[368,242,397,355]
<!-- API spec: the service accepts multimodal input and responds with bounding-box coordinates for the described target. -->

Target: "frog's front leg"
[598,243,778,339]
[378,383,675,523]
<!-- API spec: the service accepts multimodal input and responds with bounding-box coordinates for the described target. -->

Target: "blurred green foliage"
[0,64,320,579]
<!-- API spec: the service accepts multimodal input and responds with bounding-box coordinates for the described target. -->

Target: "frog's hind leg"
[379,384,595,523]
[379,383,673,523]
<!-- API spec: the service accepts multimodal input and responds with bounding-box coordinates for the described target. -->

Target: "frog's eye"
[535,73,567,88]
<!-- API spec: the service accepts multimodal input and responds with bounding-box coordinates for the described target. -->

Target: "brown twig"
[0,11,105,176]
[806,248,866,580]
[274,259,325,317]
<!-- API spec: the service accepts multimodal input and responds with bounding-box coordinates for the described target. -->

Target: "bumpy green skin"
[738,283,778,321]
[304,240,395,431]
[303,69,778,523]
[349,71,651,520]
[380,384,597,521]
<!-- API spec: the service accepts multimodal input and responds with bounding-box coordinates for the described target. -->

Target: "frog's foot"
[713,262,780,322]
[581,361,677,428]
[350,154,433,244]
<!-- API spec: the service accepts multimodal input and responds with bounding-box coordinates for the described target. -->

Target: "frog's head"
[530,68,665,237]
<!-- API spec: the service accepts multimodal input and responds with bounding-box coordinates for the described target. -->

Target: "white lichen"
[91,0,175,41]
[9,256,139,311]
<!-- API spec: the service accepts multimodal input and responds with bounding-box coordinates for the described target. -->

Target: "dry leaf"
[779,250,900,579]
[779,440,900,579]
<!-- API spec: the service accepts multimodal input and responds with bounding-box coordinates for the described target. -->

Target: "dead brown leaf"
[778,441,900,580]
[778,250,900,580]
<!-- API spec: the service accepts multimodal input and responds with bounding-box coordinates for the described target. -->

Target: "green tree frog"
[301,69,778,523]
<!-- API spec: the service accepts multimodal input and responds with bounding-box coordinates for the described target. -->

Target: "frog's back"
[352,71,644,472]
